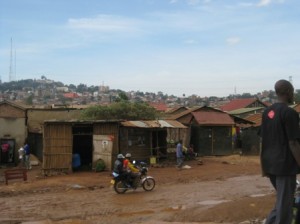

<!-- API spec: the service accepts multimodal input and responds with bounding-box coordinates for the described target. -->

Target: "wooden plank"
[4,169,27,185]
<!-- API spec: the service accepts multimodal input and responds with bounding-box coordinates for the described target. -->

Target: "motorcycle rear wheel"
[114,180,128,194]
[142,177,155,191]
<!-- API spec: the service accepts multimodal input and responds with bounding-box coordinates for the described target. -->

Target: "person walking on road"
[176,140,184,169]
[23,142,32,170]
[260,79,300,224]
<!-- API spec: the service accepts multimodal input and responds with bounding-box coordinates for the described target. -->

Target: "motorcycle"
[111,161,155,194]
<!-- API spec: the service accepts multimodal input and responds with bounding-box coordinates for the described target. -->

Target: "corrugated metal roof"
[121,120,187,128]
[243,113,262,127]
[168,106,203,120]
[192,111,235,126]
[230,114,255,125]
[228,107,264,115]
[219,98,267,112]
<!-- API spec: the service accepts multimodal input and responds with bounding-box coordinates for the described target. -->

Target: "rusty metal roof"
[228,107,264,115]
[121,120,187,128]
[219,98,268,112]
[243,113,262,127]
[192,111,235,126]
[168,106,203,120]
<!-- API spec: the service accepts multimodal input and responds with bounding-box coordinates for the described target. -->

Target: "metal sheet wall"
[119,128,152,162]
[191,126,233,156]
[93,123,119,165]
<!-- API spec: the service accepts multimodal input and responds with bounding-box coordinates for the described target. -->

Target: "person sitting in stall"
[186,144,196,160]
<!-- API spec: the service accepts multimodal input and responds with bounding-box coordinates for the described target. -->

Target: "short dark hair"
[274,79,294,97]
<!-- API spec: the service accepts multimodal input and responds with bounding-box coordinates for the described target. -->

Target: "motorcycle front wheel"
[142,177,155,191]
[114,180,128,194]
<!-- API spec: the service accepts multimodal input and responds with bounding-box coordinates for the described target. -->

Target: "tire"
[114,180,128,194]
[142,177,155,191]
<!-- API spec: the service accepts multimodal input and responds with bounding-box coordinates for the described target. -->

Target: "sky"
[0,0,299,97]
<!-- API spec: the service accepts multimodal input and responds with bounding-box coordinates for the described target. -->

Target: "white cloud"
[67,15,140,33]
[226,37,241,45]
[257,0,272,7]
[187,0,201,5]
[238,2,255,7]
[183,39,198,44]
[169,0,178,4]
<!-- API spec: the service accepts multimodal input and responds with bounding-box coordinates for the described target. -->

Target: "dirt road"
[0,156,275,224]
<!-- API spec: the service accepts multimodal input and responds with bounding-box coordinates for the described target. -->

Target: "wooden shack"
[119,120,187,163]
[42,120,119,175]
[171,106,236,156]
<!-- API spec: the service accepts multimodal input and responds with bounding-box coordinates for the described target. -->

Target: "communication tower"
[9,38,16,82]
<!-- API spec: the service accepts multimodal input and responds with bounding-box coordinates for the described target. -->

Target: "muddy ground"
[0,155,276,224]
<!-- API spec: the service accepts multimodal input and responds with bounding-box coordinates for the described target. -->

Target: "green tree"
[77,83,87,93]
[115,92,129,102]
[80,102,159,120]
[25,94,34,105]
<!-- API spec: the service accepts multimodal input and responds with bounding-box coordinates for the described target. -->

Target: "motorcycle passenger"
[113,154,128,183]
[124,153,140,188]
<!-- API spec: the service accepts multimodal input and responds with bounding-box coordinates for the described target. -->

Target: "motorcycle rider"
[113,154,129,184]
[124,153,140,188]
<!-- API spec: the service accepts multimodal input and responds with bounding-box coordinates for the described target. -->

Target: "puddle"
[250,193,267,198]
[197,199,230,205]
[170,205,187,210]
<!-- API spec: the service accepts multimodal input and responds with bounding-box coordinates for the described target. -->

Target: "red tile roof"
[148,102,168,112]
[192,111,235,126]
[219,98,264,112]
[63,93,80,98]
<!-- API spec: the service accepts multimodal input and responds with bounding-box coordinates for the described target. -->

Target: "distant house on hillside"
[218,98,268,112]
[149,102,168,112]
[63,92,80,99]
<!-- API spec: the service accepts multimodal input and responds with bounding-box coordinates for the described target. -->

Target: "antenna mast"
[15,49,17,80]
[9,38,13,82]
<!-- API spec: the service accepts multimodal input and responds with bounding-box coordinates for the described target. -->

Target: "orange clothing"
[123,159,139,173]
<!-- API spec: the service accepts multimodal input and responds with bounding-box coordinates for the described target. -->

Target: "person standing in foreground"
[23,142,32,170]
[176,140,184,169]
[260,79,300,224]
